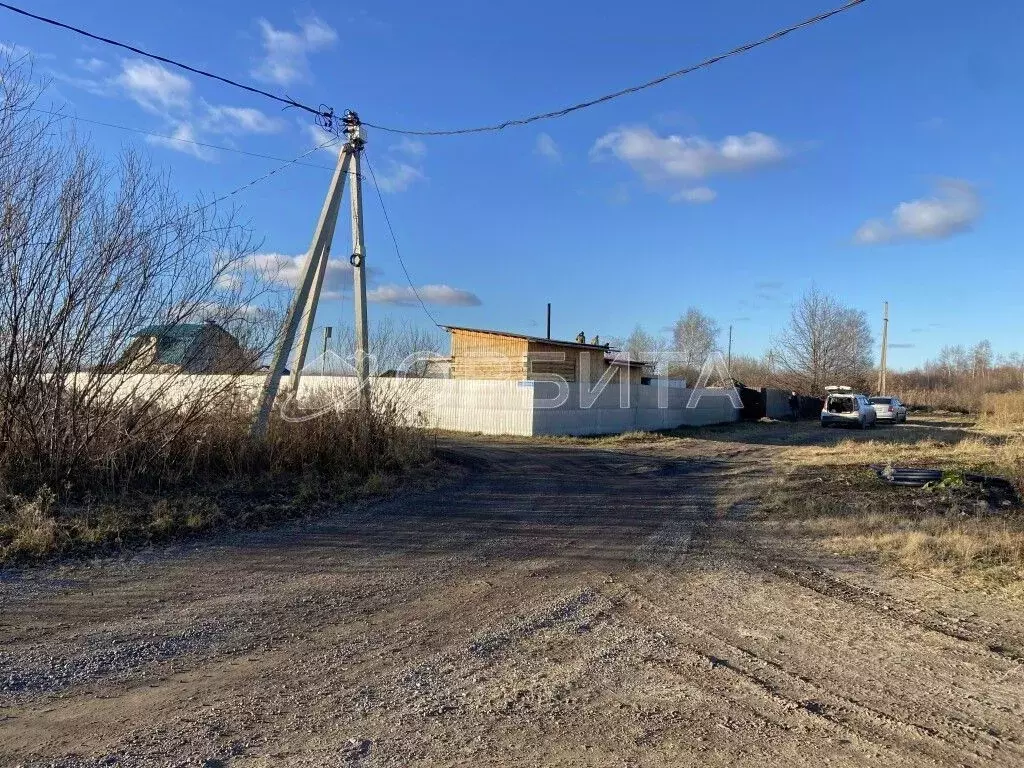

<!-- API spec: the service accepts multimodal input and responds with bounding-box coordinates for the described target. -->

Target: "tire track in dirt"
[616,570,1012,767]
[3,435,1023,766]
[620,443,1022,766]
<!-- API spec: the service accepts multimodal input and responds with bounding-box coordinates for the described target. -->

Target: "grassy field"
[762,416,1024,594]
[0,405,436,565]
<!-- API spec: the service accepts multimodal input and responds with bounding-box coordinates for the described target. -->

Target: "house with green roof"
[120,321,251,374]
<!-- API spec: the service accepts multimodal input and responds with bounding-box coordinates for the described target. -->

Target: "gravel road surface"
[2,431,1022,766]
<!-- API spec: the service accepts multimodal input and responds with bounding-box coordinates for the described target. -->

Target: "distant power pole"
[878,301,889,395]
[727,325,733,373]
[251,112,369,438]
[321,326,332,375]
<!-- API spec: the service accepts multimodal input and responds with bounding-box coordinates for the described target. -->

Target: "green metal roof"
[134,323,208,366]
[135,323,206,341]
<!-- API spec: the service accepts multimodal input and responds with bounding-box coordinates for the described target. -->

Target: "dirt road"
[2,427,1023,766]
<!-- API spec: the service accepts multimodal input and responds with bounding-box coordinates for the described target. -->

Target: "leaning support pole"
[291,151,351,392]
[250,139,351,439]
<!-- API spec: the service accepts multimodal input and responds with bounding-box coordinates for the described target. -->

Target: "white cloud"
[671,186,716,204]
[591,125,786,201]
[75,57,107,73]
[203,104,282,135]
[306,124,341,155]
[535,133,562,163]
[1,41,31,58]
[854,179,981,245]
[304,127,423,193]
[246,254,479,307]
[117,59,191,113]
[374,161,424,193]
[248,252,357,300]
[368,284,482,307]
[251,17,337,86]
[47,70,113,97]
[390,137,426,157]
[214,272,244,292]
[852,220,891,245]
[2,41,56,60]
[145,122,214,161]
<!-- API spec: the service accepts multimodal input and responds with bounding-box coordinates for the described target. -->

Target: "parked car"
[821,386,877,429]
[869,396,907,424]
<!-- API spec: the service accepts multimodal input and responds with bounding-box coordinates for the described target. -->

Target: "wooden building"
[444,326,646,384]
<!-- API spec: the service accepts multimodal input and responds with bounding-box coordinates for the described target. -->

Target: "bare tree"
[937,344,970,377]
[728,354,773,389]
[888,342,1024,412]
[324,318,445,376]
[772,286,873,394]
[0,55,276,493]
[972,340,993,379]
[608,325,669,374]
[671,308,719,370]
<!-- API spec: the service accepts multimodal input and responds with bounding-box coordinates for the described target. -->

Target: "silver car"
[821,388,877,429]
[869,396,907,423]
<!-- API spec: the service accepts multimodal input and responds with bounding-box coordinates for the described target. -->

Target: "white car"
[821,386,877,429]
[869,396,907,424]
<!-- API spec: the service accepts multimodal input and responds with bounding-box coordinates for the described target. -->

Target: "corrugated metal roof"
[133,323,208,366]
[604,353,649,368]
[135,323,206,341]
[443,325,617,352]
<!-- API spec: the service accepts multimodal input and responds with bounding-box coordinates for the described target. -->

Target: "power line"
[0,2,337,129]
[200,135,340,211]
[31,108,337,170]
[363,152,441,327]
[364,0,868,136]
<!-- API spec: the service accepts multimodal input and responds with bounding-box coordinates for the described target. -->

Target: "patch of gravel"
[467,588,598,657]
[0,622,222,700]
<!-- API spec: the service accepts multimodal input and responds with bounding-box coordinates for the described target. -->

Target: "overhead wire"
[363,0,868,136]
[363,151,442,328]
[2,0,867,141]
[0,2,338,129]
[199,135,340,211]
[30,108,337,170]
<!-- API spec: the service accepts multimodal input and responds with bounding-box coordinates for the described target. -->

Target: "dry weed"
[762,457,1024,593]
[983,391,1024,431]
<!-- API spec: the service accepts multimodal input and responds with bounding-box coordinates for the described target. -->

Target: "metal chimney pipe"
[546,303,551,339]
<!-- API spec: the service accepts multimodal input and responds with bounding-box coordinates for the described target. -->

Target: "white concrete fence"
[68,374,740,437]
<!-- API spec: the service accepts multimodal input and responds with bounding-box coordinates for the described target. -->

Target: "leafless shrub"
[0,55,281,494]
[890,344,1024,414]
[313,317,444,377]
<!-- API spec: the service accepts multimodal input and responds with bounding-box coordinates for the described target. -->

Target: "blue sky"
[3,0,1022,368]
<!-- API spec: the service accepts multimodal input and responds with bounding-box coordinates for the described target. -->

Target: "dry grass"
[779,418,1024,490]
[762,481,1024,594]
[762,419,1024,593]
[898,387,979,413]
[983,391,1024,431]
[0,395,435,564]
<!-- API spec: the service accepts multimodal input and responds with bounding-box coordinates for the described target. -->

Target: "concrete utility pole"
[291,166,348,391]
[727,325,733,373]
[349,128,370,403]
[250,112,368,438]
[878,300,889,395]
